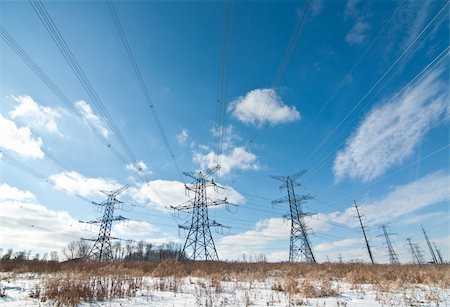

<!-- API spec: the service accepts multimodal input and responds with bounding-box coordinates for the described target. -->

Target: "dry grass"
[1,259,448,286]
[40,273,143,306]
[1,259,448,305]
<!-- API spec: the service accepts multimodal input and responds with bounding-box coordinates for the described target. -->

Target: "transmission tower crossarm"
[272,196,289,205]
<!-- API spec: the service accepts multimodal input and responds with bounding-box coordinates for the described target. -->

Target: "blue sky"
[0,0,448,263]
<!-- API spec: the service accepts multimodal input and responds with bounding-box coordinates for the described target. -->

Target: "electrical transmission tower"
[414,244,426,265]
[81,185,130,261]
[406,238,422,265]
[379,225,400,264]
[271,170,316,263]
[421,225,438,264]
[172,165,234,261]
[433,242,444,264]
[354,201,375,264]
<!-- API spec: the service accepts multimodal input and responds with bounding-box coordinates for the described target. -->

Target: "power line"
[256,0,312,128]
[29,0,140,169]
[106,0,182,177]
[304,46,449,181]
[300,2,448,167]
[293,1,404,148]
[0,25,130,165]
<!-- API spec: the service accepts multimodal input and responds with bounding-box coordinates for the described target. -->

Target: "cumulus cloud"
[0,183,36,202]
[193,126,259,176]
[113,220,158,236]
[217,218,290,260]
[315,238,360,252]
[228,89,300,127]
[0,183,87,253]
[176,129,189,144]
[193,147,259,176]
[10,95,61,134]
[0,114,44,159]
[49,171,121,198]
[75,100,109,138]
[131,179,245,212]
[334,68,447,182]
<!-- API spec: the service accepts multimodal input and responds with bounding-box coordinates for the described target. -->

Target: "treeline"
[1,240,184,262]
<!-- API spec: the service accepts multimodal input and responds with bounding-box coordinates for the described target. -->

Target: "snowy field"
[1,272,449,306]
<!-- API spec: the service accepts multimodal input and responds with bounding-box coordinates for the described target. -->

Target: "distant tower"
[354,201,375,264]
[172,166,233,261]
[421,225,438,264]
[271,170,316,263]
[82,185,130,261]
[406,238,422,264]
[433,242,444,264]
[414,244,426,265]
[380,225,400,264]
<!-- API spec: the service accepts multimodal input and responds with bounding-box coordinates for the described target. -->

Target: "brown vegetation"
[1,259,448,306]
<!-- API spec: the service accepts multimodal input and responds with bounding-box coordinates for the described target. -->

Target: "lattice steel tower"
[82,185,130,261]
[406,238,422,265]
[271,170,316,263]
[172,166,233,261]
[354,201,375,264]
[421,225,438,264]
[380,225,399,264]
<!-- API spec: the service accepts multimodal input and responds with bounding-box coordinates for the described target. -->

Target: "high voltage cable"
[29,0,139,169]
[255,0,312,128]
[0,151,93,203]
[304,47,449,180]
[0,26,133,166]
[215,0,234,170]
[106,0,182,178]
[300,2,448,167]
[292,2,404,148]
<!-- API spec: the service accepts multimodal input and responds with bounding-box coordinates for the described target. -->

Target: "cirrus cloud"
[334,68,447,182]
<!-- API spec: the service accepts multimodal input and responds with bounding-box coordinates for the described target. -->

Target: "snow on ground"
[1,273,449,306]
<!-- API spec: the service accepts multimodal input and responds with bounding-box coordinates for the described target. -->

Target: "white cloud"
[131,180,187,211]
[113,220,158,236]
[49,171,121,198]
[125,160,151,176]
[315,238,360,252]
[217,218,290,260]
[344,0,359,18]
[10,95,61,134]
[193,146,259,176]
[75,100,109,138]
[228,89,300,127]
[0,183,36,202]
[344,0,370,45]
[328,171,450,227]
[176,129,189,144]
[131,179,245,212]
[193,126,259,176]
[346,19,370,44]
[0,114,44,159]
[0,184,87,253]
[334,68,447,182]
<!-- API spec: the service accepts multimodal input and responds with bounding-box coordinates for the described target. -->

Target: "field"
[0,260,449,306]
